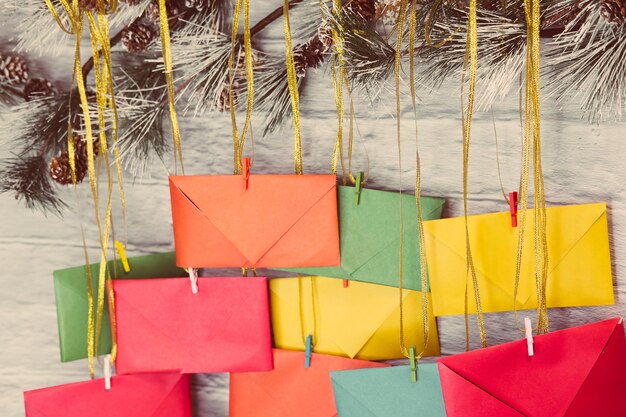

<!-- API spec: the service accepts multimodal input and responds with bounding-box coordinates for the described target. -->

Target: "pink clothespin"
[242,157,251,190]
[189,268,198,294]
[525,317,534,357]
[104,354,112,390]
[509,191,518,227]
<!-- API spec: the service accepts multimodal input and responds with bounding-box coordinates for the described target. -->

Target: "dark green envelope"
[331,364,447,417]
[53,251,185,362]
[281,186,445,291]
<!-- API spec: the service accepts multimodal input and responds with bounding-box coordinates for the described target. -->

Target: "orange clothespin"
[242,157,251,190]
[342,280,349,288]
[509,191,518,227]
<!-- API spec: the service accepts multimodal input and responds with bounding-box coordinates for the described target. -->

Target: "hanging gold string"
[461,0,488,350]
[228,0,254,174]
[513,0,548,335]
[158,0,184,173]
[284,0,303,174]
[330,0,346,180]
[394,0,411,360]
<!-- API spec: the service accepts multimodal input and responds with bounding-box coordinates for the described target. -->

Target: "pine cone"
[24,78,57,101]
[215,82,238,112]
[122,22,157,52]
[146,0,182,24]
[0,53,29,84]
[293,34,329,78]
[601,0,626,24]
[183,0,208,11]
[120,0,142,4]
[49,135,99,185]
[376,0,401,25]
[347,0,376,22]
[77,0,113,12]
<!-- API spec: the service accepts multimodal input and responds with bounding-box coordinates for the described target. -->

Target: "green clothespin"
[305,334,313,368]
[354,171,364,205]
[409,346,417,383]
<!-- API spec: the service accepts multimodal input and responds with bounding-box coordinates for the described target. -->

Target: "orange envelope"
[230,349,388,417]
[169,175,340,268]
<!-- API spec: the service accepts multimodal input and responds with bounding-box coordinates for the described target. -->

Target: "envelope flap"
[336,186,444,274]
[438,319,620,417]
[331,364,446,417]
[270,277,406,358]
[438,363,524,417]
[25,373,186,417]
[170,175,336,264]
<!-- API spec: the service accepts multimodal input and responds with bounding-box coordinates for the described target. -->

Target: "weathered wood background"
[1,2,625,416]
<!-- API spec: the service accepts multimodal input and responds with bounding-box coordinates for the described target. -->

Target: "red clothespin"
[509,191,518,227]
[343,280,349,288]
[242,157,251,190]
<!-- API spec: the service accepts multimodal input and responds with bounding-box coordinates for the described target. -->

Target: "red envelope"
[24,372,191,417]
[438,318,626,417]
[230,349,388,417]
[114,277,273,374]
[169,174,340,268]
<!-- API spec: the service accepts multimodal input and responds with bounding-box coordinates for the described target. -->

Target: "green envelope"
[281,186,445,291]
[331,364,447,417]
[53,251,185,362]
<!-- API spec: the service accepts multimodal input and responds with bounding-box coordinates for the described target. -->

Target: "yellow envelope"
[269,276,440,361]
[423,203,614,316]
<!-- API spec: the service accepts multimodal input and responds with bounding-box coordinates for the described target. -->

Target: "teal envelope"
[281,186,445,291]
[331,364,447,417]
[53,252,185,362]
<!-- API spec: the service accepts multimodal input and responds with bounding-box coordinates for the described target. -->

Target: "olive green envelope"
[281,186,445,291]
[53,252,185,362]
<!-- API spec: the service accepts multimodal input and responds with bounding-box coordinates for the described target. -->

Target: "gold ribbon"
[330,0,346,180]
[44,0,129,376]
[514,0,549,335]
[158,0,184,173]
[461,0,488,350]
[228,0,254,174]
[283,0,303,174]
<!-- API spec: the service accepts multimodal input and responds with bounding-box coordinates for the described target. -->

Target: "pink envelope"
[24,372,191,417]
[114,277,273,374]
[438,318,626,417]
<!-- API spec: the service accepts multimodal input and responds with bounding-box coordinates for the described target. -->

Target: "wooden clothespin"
[305,334,313,368]
[525,317,534,356]
[104,354,112,390]
[242,157,251,190]
[354,172,364,205]
[409,346,417,383]
[509,191,518,227]
[189,268,198,294]
[115,241,130,273]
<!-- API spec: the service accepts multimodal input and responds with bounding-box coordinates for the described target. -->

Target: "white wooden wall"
[1,2,625,416]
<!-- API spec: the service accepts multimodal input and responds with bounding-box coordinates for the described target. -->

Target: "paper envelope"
[282,186,445,291]
[24,372,191,417]
[114,277,273,374]
[169,174,340,268]
[423,203,614,315]
[331,364,447,417]
[230,349,388,417]
[53,251,185,362]
[270,276,440,360]
[438,318,626,417]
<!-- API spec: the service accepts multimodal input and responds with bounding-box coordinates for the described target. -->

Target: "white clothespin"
[189,268,198,294]
[525,317,534,357]
[104,354,112,390]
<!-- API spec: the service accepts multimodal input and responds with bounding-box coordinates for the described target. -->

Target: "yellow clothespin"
[115,241,130,273]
